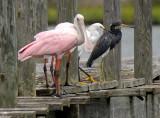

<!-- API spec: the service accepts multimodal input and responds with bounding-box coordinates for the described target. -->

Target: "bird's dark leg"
[43,58,49,88]
[78,56,81,82]
[65,53,71,86]
[79,66,97,84]
[50,57,55,87]
[53,58,62,98]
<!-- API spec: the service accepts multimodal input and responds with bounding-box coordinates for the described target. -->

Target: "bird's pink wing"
[34,22,74,41]
[18,28,78,61]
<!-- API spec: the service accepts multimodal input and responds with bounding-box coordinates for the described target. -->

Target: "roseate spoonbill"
[86,22,134,78]
[18,14,91,97]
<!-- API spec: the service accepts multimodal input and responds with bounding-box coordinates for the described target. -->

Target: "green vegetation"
[48,6,160,25]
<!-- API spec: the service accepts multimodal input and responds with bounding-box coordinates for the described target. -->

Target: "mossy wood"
[103,0,122,88]
[0,0,17,108]
[134,0,152,85]
[16,0,48,96]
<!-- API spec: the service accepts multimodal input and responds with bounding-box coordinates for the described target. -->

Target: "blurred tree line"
[47,0,160,25]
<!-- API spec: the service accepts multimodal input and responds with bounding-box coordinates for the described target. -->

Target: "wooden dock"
[0,79,160,117]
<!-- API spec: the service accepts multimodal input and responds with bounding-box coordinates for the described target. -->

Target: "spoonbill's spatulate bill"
[18,14,90,97]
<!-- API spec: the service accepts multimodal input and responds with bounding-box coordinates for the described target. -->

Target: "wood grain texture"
[103,0,122,88]
[134,0,152,85]
[57,0,79,85]
[16,0,37,96]
[0,0,17,108]
[35,0,48,63]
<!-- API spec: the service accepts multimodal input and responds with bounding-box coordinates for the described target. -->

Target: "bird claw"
[78,82,89,85]
[45,84,50,88]
[86,77,97,84]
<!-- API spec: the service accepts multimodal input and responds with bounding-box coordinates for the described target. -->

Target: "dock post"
[57,0,79,85]
[0,0,18,107]
[134,0,152,85]
[16,0,37,96]
[35,0,48,63]
[103,0,122,88]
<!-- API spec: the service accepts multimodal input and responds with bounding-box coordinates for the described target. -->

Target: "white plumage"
[78,23,104,58]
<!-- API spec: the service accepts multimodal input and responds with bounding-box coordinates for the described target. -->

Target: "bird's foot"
[78,82,89,85]
[45,84,50,88]
[52,93,62,99]
[64,82,71,86]
[86,77,97,84]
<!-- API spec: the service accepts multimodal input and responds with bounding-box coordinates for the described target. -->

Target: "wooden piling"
[16,0,48,96]
[0,0,17,107]
[57,0,78,85]
[134,0,152,85]
[16,0,37,96]
[35,0,48,63]
[103,0,122,88]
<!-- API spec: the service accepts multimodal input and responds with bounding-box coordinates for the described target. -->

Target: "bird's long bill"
[79,21,94,52]
[120,24,134,28]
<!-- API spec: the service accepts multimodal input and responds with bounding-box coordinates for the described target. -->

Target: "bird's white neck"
[74,19,93,52]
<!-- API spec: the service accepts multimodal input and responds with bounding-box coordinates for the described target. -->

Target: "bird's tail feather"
[18,41,36,61]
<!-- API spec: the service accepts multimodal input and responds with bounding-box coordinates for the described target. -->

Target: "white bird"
[78,23,104,58]
[78,23,104,82]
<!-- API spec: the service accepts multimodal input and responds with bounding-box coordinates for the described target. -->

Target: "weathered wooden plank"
[153,66,160,79]
[122,78,145,88]
[153,94,159,118]
[110,97,131,118]
[134,0,152,85]
[69,96,90,104]
[130,96,146,118]
[0,111,36,118]
[18,96,70,107]
[36,81,119,96]
[79,98,109,118]
[0,0,17,108]
[18,102,63,111]
[61,85,89,94]
[0,108,47,115]
[57,0,78,86]
[146,94,153,118]
[89,80,118,91]
[90,88,146,98]
[103,0,122,88]
[90,90,108,98]
[16,0,36,96]
[106,89,146,98]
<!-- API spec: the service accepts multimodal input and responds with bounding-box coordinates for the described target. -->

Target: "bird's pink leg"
[54,58,61,97]
[65,53,71,86]
[50,57,55,87]
[43,58,49,88]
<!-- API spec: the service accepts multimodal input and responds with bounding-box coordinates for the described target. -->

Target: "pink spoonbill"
[18,14,91,97]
